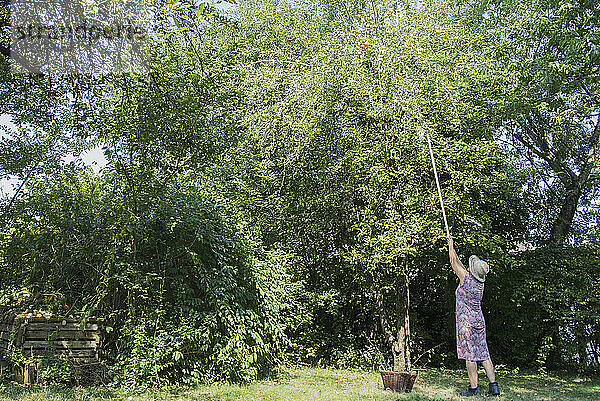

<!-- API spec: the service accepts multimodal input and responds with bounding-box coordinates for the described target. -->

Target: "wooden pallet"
[0,307,103,384]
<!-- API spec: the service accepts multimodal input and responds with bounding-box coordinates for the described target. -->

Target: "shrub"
[1,171,288,385]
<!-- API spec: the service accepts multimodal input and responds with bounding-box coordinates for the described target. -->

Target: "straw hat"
[469,255,489,283]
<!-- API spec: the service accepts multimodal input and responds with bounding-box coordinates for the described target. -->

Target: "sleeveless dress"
[455,272,490,361]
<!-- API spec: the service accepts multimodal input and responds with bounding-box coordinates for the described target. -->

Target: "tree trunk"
[373,283,396,365]
[549,184,581,245]
[393,272,411,372]
[372,270,411,372]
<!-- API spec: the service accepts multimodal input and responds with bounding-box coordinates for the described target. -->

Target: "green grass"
[0,367,598,400]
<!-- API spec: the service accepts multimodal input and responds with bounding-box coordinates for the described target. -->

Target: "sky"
[0,114,18,198]
[0,113,108,197]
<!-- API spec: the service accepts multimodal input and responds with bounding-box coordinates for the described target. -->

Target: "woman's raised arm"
[448,237,467,285]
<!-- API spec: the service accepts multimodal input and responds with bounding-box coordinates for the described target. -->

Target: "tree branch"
[515,116,576,186]
[0,169,33,222]
[578,117,600,185]
[497,137,561,200]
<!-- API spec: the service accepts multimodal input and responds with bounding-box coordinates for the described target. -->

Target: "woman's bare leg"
[481,359,496,383]
[466,360,478,388]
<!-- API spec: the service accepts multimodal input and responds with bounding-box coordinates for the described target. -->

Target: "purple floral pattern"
[456,272,490,361]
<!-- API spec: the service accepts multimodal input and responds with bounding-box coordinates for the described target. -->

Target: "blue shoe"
[460,386,481,396]
[487,382,500,396]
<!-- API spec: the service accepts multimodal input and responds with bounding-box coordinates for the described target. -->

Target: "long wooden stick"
[425,129,450,239]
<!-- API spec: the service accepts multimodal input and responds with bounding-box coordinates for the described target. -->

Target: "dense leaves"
[488,247,600,371]
[1,168,286,385]
[0,0,598,386]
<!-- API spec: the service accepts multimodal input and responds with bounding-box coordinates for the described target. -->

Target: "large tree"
[472,0,600,245]
[198,0,529,371]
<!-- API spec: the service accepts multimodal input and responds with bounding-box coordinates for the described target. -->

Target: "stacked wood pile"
[0,306,102,384]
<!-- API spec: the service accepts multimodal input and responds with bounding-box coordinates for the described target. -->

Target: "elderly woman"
[448,237,500,397]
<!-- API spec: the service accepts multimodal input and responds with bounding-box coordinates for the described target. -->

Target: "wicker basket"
[379,370,418,393]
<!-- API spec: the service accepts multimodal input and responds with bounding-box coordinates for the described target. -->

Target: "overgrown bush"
[0,170,289,385]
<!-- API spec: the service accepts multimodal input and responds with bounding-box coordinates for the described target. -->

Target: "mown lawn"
[0,366,597,400]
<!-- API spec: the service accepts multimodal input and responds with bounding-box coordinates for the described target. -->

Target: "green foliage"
[470,0,600,244]
[36,358,74,385]
[328,344,387,371]
[206,0,530,369]
[1,0,598,386]
[485,246,600,371]
[0,168,287,385]
[536,335,554,374]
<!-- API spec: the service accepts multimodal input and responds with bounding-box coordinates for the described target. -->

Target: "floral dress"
[456,272,490,361]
